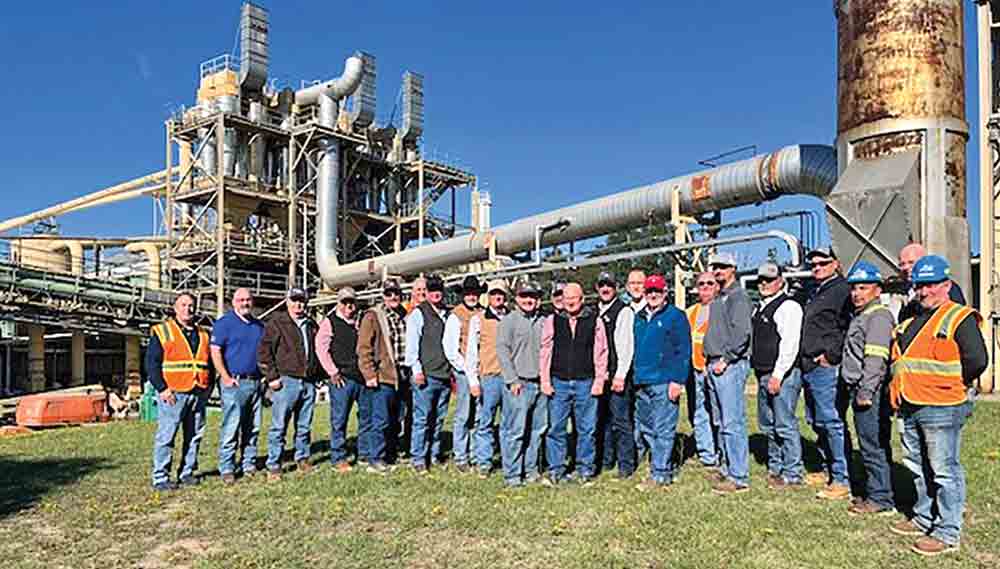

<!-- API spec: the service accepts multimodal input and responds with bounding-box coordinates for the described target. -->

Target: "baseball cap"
[336,287,357,302]
[382,278,402,293]
[487,279,510,295]
[757,262,782,280]
[708,252,736,267]
[551,282,566,296]
[846,261,883,284]
[806,246,837,261]
[644,275,667,291]
[516,281,542,297]
[287,287,309,301]
[596,271,616,287]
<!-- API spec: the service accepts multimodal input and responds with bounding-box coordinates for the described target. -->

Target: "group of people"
[146,242,985,557]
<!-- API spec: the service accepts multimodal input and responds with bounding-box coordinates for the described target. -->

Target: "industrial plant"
[1,0,999,401]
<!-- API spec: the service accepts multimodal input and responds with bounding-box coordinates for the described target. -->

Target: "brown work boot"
[333,461,352,474]
[712,480,750,495]
[766,474,787,490]
[888,518,926,537]
[705,469,726,484]
[297,461,313,474]
[267,469,282,482]
[816,483,851,500]
[911,536,958,556]
[221,473,237,485]
[847,500,895,516]
[804,472,828,487]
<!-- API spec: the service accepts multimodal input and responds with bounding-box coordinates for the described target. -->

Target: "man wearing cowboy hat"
[444,275,486,471]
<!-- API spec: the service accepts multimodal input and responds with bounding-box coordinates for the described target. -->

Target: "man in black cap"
[594,271,637,478]
[258,287,322,481]
[800,246,854,500]
[404,274,452,472]
[444,275,485,471]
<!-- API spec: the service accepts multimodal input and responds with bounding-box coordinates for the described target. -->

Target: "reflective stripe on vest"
[153,319,211,392]
[686,304,709,372]
[890,302,976,408]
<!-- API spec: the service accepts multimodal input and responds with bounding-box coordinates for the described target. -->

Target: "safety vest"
[686,303,709,372]
[890,301,979,408]
[151,318,211,392]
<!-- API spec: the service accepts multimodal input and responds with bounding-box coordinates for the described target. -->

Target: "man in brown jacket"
[258,287,323,481]
[357,278,408,473]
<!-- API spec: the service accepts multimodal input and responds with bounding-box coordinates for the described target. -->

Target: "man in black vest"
[540,282,609,485]
[316,287,369,473]
[751,262,805,489]
[594,272,637,479]
[404,275,452,472]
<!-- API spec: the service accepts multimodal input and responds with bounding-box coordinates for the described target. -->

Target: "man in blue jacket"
[632,274,691,488]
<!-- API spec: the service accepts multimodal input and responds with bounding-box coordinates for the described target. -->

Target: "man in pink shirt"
[540,282,609,485]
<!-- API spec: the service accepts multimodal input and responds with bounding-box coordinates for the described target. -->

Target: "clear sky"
[0,1,985,263]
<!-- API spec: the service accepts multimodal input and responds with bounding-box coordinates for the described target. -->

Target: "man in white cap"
[316,286,370,473]
[464,279,511,477]
[751,262,804,489]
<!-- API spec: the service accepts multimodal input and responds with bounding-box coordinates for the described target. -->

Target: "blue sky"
[0,1,984,263]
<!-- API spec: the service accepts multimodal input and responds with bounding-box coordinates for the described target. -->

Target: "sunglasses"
[809,259,834,268]
[709,264,733,271]
[696,281,715,287]
[644,288,665,294]
[757,276,779,284]
[383,290,401,298]
[340,300,357,306]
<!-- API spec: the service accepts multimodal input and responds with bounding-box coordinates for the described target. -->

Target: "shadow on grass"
[0,457,109,519]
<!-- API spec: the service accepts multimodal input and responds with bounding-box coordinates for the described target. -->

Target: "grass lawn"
[1,390,998,568]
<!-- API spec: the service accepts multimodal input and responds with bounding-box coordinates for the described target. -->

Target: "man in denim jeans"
[540,282,609,486]
[703,252,753,495]
[632,275,690,488]
[685,271,720,471]
[465,280,510,477]
[148,293,213,491]
[496,281,546,487]
[316,287,370,473]
[800,247,853,500]
[210,288,264,485]
[750,263,804,490]
[444,276,485,472]
[405,275,452,473]
[840,262,895,515]
[888,255,987,556]
[258,287,322,481]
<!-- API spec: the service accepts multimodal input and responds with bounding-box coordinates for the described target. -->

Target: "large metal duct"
[238,2,269,92]
[317,144,837,287]
[294,55,365,106]
[125,242,162,289]
[218,95,240,176]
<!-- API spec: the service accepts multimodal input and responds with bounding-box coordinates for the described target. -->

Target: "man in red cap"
[631,274,691,487]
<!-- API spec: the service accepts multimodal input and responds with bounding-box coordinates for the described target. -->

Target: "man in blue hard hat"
[888,255,987,556]
[841,261,896,515]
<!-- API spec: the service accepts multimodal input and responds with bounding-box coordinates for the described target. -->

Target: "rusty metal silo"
[828,0,971,293]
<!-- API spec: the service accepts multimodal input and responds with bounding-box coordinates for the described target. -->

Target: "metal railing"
[200,54,239,78]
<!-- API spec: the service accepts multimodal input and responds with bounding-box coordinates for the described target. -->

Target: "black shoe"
[453,463,471,473]
[179,476,201,487]
[413,464,428,475]
[152,480,178,492]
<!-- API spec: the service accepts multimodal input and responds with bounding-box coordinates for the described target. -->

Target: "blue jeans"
[756,369,804,483]
[410,376,451,467]
[546,377,599,479]
[500,382,548,483]
[474,375,505,470]
[265,377,317,471]
[151,388,208,486]
[688,369,718,466]
[706,359,750,487]
[850,384,894,508]
[900,398,973,546]
[598,384,637,476]
[452,371,475,465]
[369,383,398,465]
[393,378,412,458]
[635,382,680,483]
[329,379,373,465]
[802,365,850,485]
[217,379,261,476]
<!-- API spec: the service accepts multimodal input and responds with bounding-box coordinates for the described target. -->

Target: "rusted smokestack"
[832,0,970,291]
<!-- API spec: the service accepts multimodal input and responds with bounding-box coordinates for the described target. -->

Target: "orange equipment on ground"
[15,389,109,427]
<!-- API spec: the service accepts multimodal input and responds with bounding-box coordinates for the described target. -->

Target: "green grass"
[2,392,999,568]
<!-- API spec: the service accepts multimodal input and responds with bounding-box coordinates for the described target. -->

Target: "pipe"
[126,242,162,289]
[294,55,365,106]
[317,144,837,287]
[0,169,171,234]
[316,138,339,277]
